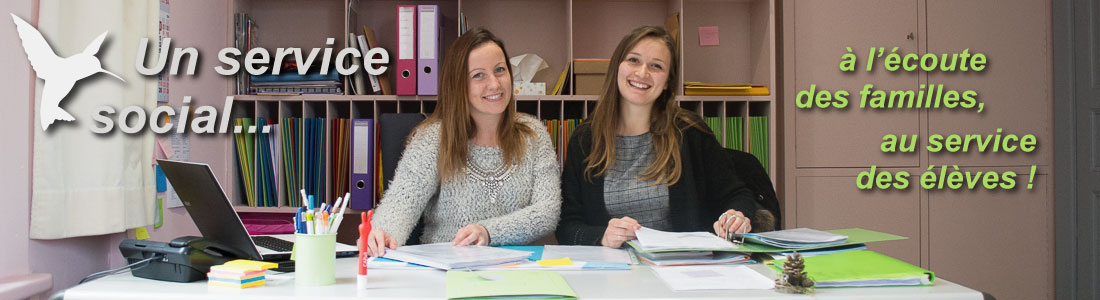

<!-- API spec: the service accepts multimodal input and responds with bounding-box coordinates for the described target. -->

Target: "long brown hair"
[418,28,535,183]
[584,26,705,185]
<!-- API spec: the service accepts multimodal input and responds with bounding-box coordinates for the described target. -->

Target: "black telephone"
[119,236,250,282]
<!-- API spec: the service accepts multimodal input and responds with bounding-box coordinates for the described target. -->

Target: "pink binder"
[417,5,439,95]
[396,5,417,95]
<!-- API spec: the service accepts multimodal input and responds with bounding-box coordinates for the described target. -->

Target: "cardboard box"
[573,59,610,95]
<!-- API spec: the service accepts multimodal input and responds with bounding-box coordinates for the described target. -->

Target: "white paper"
[634,227,738,251]
[164,115,189,208]
[398,7,415,60]
[418,5,437,59]
[651,266,774,290]
[542,245,632,264]
[508,53,548,83]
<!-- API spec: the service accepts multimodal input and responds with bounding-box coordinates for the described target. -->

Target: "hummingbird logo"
[11,14,125,131]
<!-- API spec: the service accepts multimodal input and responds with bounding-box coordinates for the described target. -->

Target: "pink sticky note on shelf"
[698,26,719,46]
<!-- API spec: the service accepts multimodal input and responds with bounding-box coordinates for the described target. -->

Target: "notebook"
[770,250,935,287]
[157,160,358,262]
[381,243,533,270]
[737,228,847,249]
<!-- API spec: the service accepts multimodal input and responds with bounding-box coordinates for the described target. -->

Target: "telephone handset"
[119,236,249,282]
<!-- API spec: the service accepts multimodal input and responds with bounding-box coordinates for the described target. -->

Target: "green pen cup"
[292,233,337,286]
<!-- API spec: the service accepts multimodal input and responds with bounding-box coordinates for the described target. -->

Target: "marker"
[357,210,373,290]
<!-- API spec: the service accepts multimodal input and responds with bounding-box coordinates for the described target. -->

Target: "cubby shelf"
[218,0,778,210]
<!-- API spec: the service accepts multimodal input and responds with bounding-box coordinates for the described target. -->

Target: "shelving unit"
[216,0,778,214]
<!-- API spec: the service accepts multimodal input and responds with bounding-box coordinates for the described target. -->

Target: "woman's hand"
[452,224,491,246]
[367,227,398,257]
[714,209,752,238]
[601,217,642,248]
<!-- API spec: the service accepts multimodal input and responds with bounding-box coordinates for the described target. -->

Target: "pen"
[295,207,305,234]
[305,212,314,235]
[300,189,308,208]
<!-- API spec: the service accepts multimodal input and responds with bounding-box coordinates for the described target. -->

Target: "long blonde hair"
[584,26,706,185]
[418,28,535,183]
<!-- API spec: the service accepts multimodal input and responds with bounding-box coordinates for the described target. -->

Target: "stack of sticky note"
[207,259,278,288]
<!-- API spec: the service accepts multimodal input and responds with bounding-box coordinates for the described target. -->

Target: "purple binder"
[417,5,439,95]
[350,119,375,210]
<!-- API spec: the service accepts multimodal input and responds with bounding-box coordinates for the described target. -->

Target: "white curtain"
[31,0,158,239]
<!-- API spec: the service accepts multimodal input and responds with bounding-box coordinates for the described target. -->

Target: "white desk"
[65,257,983,300]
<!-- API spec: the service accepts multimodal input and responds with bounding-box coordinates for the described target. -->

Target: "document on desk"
[651,266,773,290]
[633,227,738,251]
[542,245,633,264]
[446,270,577,299]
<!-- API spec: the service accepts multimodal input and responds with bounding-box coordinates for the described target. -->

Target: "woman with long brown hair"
[556,26,766,248]
[366,28,560,256]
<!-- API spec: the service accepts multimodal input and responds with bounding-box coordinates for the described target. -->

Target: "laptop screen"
[157,159,263,260]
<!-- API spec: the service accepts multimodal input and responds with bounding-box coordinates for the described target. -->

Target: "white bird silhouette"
[11,14,125,131]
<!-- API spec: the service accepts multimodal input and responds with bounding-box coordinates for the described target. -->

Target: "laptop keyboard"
[252,236,294,252]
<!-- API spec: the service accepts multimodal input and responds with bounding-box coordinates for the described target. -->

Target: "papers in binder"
[381,243,532,270]
[737,228,847,249]
[633,227,738,251]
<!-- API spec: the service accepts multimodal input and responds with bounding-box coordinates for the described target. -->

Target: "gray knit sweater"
[371,115,561,246]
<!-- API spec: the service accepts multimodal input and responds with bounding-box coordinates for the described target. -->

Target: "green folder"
[770,250,934,287]
[627,228,907,254]
[446,270,578,299]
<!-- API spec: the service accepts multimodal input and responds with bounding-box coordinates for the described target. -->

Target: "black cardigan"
[555,121,756,246]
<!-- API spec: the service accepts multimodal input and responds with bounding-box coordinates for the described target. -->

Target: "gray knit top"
[371,115,562,246]
[603,133,671,230]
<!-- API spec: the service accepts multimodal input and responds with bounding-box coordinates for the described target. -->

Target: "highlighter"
[357,210,373,290]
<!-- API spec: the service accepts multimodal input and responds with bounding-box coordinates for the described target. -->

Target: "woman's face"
[616,37,671,110]
[466,43,512,121]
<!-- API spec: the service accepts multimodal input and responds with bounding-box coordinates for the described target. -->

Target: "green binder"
[770,250,935,287]
[446,270,577,299]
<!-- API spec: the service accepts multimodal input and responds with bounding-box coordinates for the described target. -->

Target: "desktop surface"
[65,257,982,300]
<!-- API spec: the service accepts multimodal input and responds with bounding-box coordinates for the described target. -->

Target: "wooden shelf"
[677,95,774,102]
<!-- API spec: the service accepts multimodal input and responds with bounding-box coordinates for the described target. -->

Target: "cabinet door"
[792,0,920,168]
[928,173,1052,300]
[795,175,921,265]
[926,0,1051,167]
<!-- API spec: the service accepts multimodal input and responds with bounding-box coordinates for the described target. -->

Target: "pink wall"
[0,0,33,283]
[1,0,227,295]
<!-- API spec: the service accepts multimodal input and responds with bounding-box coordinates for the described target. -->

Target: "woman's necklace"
[466,157,515,204]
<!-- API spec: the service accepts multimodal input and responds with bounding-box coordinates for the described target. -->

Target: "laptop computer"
[157,159,359,262]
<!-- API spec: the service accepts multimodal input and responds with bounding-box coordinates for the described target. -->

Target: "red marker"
[357,210,372,290]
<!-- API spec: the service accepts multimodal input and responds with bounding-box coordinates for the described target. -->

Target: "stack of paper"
[770,250,935,287]
[732,228,908,253]
[627,227,749,266]
[207,259,278,289]
[632,227,738,251]
[637,251,751,266]
[738,228,847,249]
[381,243,533,270]
[683,82,769,96]
[445,270,577,299]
